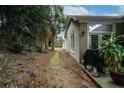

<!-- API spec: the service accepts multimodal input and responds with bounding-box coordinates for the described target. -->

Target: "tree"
[54,36,64,47]
[0,6,52,52]
[0,5,66,52]
[49,6,66,50]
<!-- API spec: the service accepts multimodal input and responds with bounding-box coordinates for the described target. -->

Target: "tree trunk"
[52,36,55,51]
[45,38,48,49]
[41,39,45,49]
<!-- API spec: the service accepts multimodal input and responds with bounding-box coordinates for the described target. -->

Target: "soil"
[0,48,97,88]
[47,49,97,88]
[0,50,54,88]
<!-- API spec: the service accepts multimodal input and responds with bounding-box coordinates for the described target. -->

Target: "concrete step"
[80,65,124,88]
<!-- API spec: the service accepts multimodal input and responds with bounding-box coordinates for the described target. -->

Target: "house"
[65,15,124,63]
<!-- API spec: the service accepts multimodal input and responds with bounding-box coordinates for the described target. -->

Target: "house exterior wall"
[65,21,80,63]
[65,17,124,63]
[79,22,116,61]
[79,23,87,61]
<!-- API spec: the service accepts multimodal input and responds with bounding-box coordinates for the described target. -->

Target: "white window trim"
[88,31,112,35]
[70,30,75,52]
[70,50,75,54]
[87,22,114,49]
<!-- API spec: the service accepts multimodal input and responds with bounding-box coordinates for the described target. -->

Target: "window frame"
[70,30,75,52]
[87,22,114,49]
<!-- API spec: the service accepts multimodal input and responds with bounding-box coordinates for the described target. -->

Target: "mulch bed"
[0,50,54,88]
[0,49,97,88]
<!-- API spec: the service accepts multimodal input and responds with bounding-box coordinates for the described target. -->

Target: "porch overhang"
[69,15,124,23]
[65,15,124,38]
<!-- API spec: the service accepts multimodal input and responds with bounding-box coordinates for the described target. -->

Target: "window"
[88,23,113,49]
[89,35,98,49]
[89,34,111,49]
[70,31,74,51]
[88,24,112,32]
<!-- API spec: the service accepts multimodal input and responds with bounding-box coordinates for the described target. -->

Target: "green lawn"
[46,52,60,70]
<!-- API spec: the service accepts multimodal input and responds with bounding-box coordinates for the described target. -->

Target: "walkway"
[46,49,97,88]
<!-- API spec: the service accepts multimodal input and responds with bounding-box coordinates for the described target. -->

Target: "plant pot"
[110,71,124,86]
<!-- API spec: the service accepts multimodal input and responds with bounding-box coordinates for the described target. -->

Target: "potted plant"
[99,32,124,86]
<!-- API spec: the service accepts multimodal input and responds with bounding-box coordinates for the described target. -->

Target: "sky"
[64,5,124,16]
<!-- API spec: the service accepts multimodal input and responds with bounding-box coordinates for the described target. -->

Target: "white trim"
[87,22,114,49]
[87,22,114,24]
[86,31,89,49]
[70,30,75,52]
[86,23,89,49]
[113,23,116,32]
[70,50,75,54]
[88,23,113,32]
[99,34,102,49]
[88,31,112,34]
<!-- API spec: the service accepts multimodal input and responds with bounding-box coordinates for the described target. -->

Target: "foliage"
[99,32,124,73]
[49,6,66,50]
[0,5,65,52]
[54,36,64,47]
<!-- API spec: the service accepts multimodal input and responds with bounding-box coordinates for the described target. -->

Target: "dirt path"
[0,49,97,88]
[47,49,97,88]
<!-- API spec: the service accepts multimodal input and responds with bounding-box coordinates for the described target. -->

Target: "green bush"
[99,32,124,73]
[7,43,23,53]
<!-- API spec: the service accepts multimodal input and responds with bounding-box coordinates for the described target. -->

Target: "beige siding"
[65,17,123,64]
[65,22,80,63]
[79,23,87,61]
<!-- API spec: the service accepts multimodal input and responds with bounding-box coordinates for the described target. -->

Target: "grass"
[46,52,60,70]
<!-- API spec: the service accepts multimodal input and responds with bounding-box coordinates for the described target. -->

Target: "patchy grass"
[46,52,59,70]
